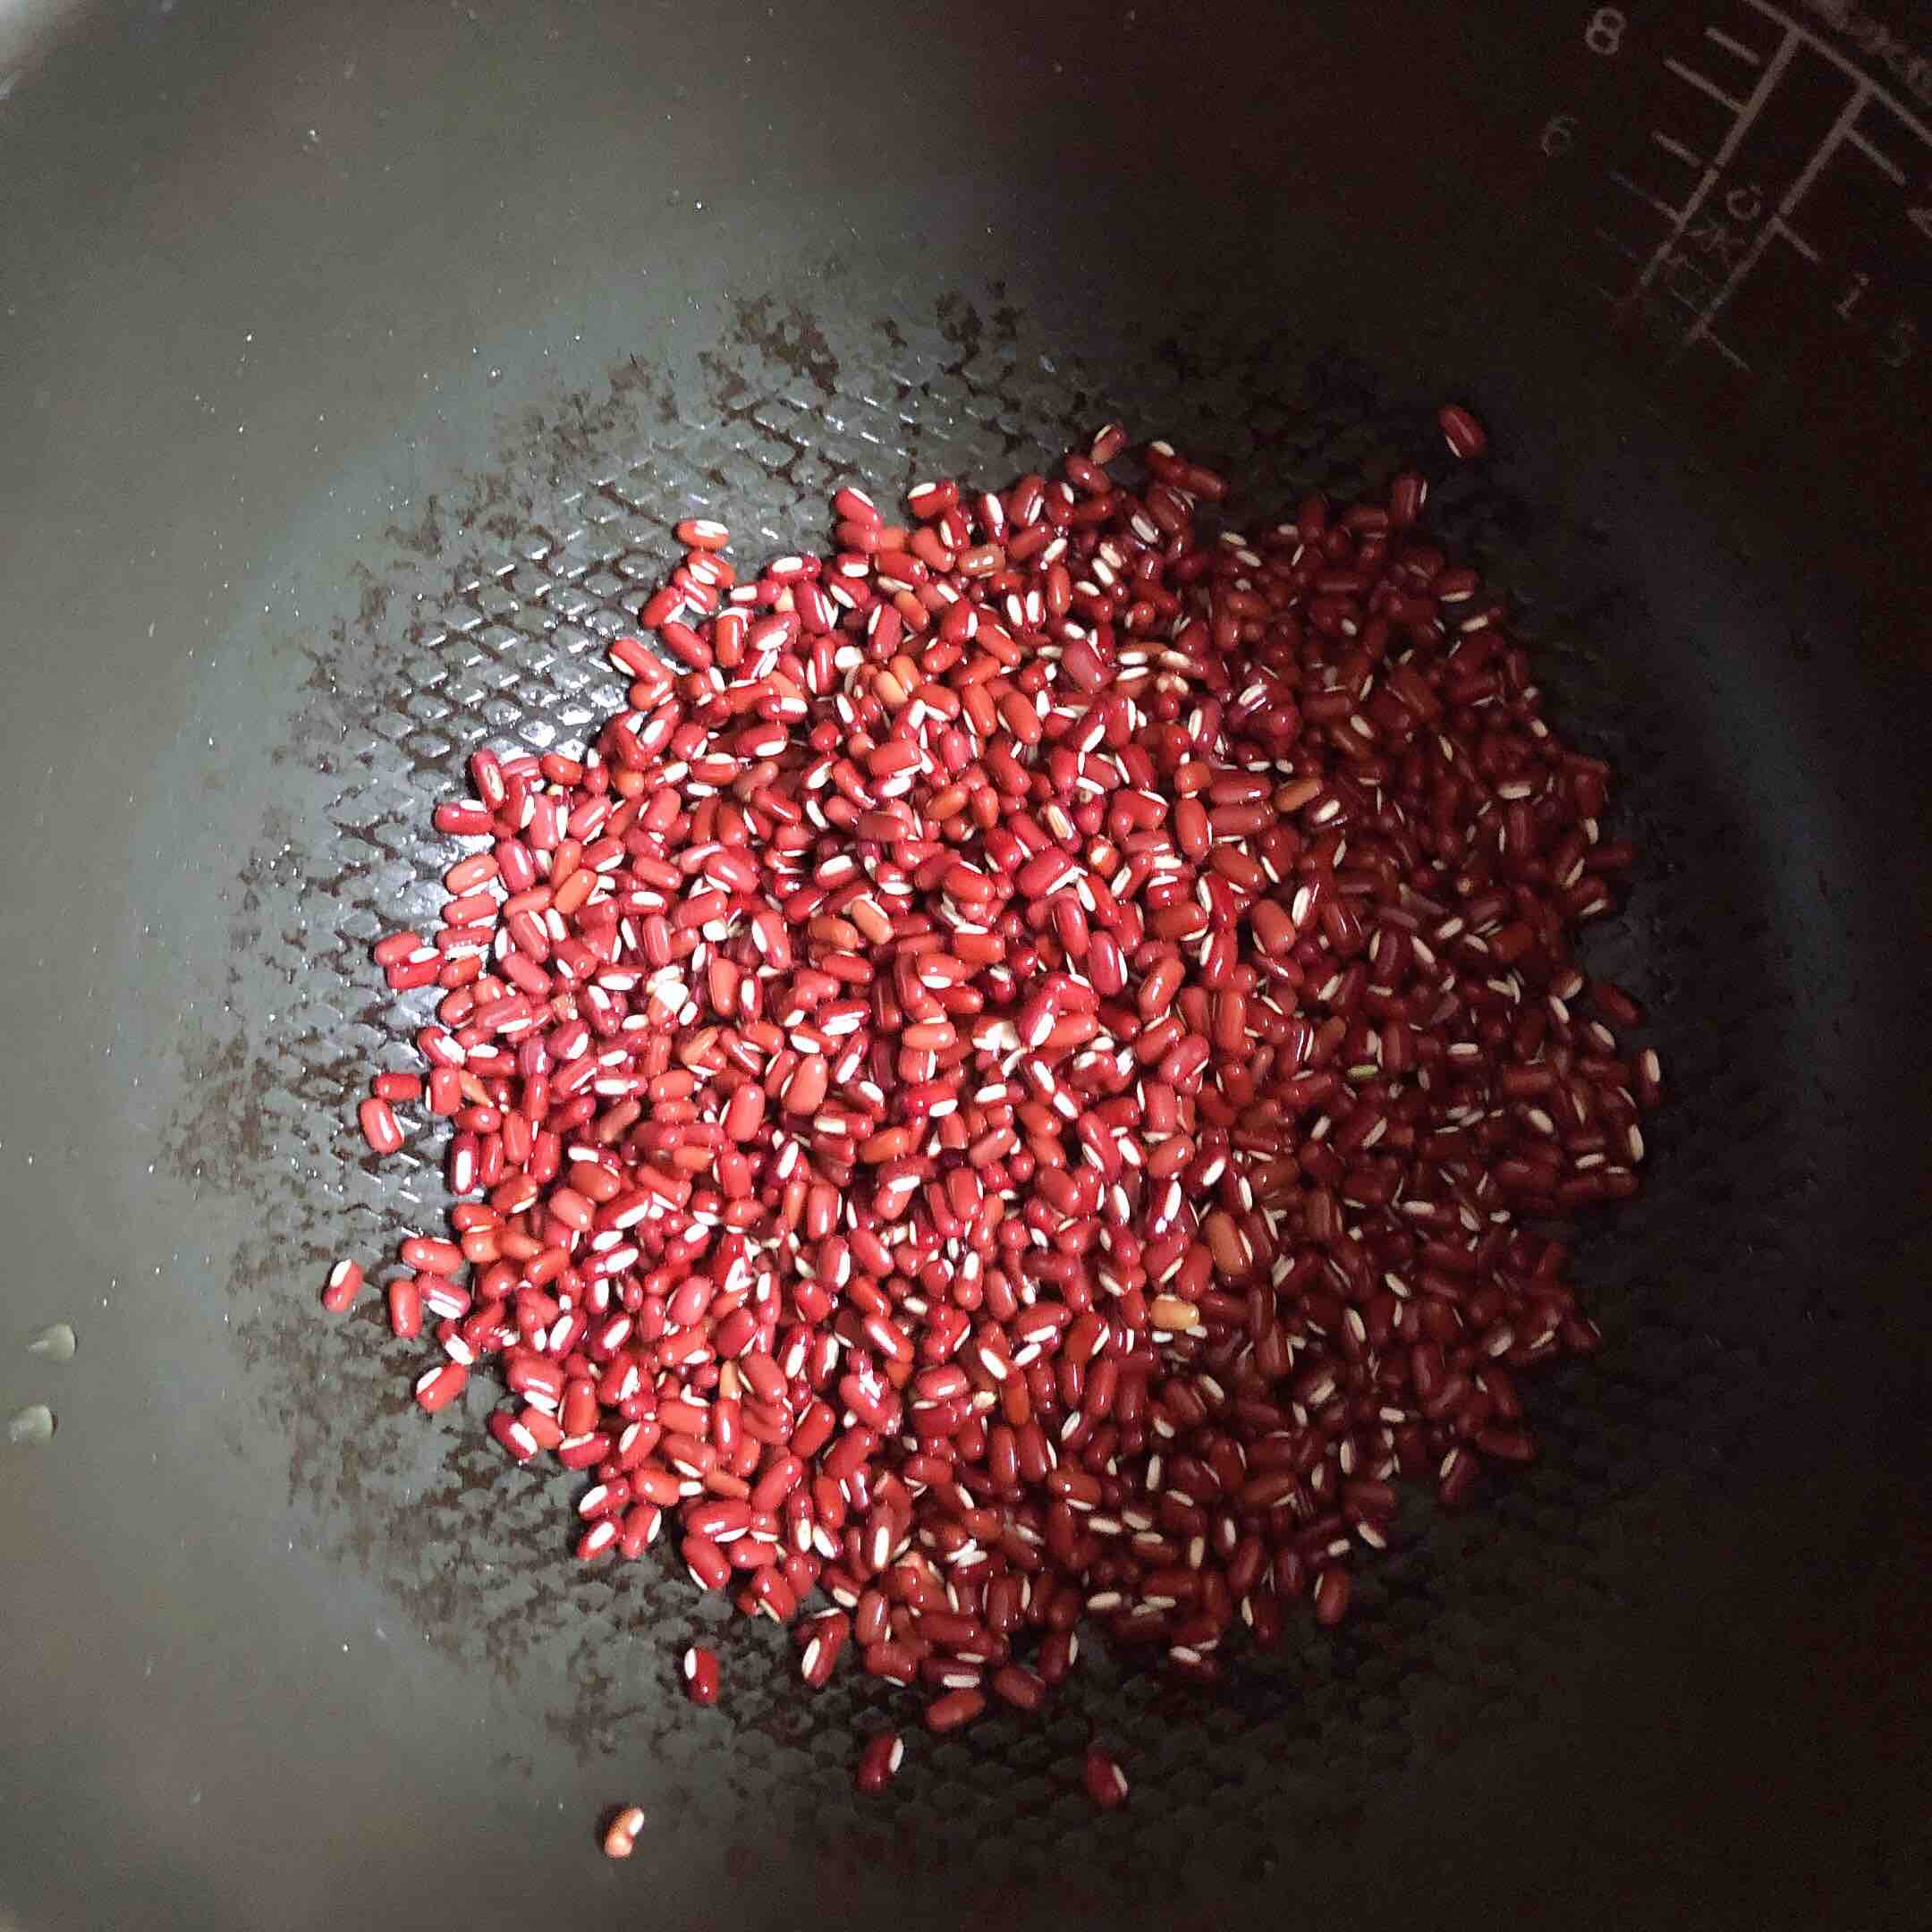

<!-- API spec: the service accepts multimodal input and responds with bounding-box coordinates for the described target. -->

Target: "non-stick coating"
[2,3,1928,1929]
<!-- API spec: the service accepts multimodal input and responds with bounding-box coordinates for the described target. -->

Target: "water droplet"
[27,1322,75,1363]
[8,1404,55,1445]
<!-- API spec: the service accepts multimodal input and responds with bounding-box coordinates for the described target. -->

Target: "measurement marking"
[1587,292,1750,374]
[1683,83,1877,350]
[1777,220,1820,263]
[1598,4,1932,374]
[1742,0,1932,148]
[1609,172,1687,223]
[1704,26,1761,66]
[1665,57,1745,114]
[1848,129,1905,185]
[1597,230,1711,313]
[1623,24,1802,309]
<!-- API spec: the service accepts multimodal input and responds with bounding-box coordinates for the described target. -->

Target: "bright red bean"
[357,1097,402,1157]
[682,1644,721,1705]
[319,1258,363,1314]
[412,1364,466,1413]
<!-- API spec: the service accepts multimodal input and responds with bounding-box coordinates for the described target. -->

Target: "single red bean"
[319,1258,363,1314]
[488,1411,540,1462]
[924,1689,986,1733]
[602,1804,645,1860]
[853,1732,903,1793]
[1312,1568,1352,1627]
[682,1644,721,1705]
[799,1612,850,1688]
[1437,402,1487,460]
[387,1276,423,1338]
[412,1364,466,1414]
[357,1097,403,1156]
[990,1664,1046,1712]
[1083,1746,1130,1809]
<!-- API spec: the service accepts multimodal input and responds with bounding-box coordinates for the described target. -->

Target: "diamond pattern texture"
[179,289,1839,1881]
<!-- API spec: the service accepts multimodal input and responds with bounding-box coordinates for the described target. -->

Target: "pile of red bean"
[340,413,1661,1788]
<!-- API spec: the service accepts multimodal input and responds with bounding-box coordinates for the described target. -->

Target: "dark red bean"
[1437,403,1487,460]
[1312,1568,1352,1627]
[853,1731,904,1793]
[412,1364,466,1414]
[1083,1746,1130,1809]
[924,1689,986,1733]
[990,1664,1046,1712]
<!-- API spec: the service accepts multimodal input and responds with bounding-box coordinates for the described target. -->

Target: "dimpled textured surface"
[183,286,1859,1895]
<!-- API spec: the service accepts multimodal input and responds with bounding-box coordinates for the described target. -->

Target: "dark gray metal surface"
[2,3,1928,1928]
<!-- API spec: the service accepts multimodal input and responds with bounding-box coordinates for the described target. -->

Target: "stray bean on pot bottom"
[335,410,1661,1817]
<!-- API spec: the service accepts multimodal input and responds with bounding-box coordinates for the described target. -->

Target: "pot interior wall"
[0,4,1926,1929]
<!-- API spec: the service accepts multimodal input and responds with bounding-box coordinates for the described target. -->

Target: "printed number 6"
[1586,7,1625,55]
[1541,114,1579,157]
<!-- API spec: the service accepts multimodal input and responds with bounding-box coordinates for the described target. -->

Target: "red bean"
[401,1234,462,1273]
[357,1097,403,1156]
[853,1731,904,1793]
[387,1276,422,1339]
[799,1611,849,1688]
[412,1364,466,1414]
[1437,402,1488,460]
[319,1258,363,1314]
[990,1663,1046,1712]
[488,1410,539,1462]
[602,1804,645,1859]
[906,480,957,521]
[682,1534,732,1591]
[682,1644,721,1705]
[1312,1568,1352,1627]
[1083,1746,1130,1809]
[924,1689,986,1733]
[335,426,1659,1819]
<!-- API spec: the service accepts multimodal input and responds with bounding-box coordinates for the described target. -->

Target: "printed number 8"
[1586,7,1625,55]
